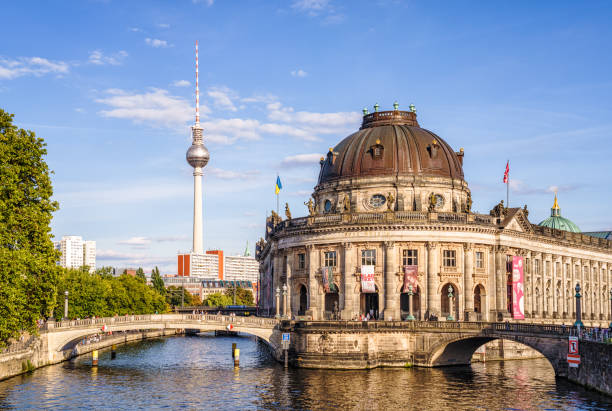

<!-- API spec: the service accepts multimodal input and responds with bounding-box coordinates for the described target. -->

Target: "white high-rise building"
[224,255,259,283]
[55,236,96,273]
[83,240,96,272]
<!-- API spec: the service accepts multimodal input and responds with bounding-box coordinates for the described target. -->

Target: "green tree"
[165,286,197,307]
[204,293,232,307]
[224,287,255,306]
[151,266,165,296]
[0,109,60,345]
[135,267,146,282]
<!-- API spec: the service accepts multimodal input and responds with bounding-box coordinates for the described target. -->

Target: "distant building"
[54,235,96,273]
[177,250,223,279]
[162,277,255,305]
[225,255,259,283]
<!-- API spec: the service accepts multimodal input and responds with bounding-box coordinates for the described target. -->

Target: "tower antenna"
[195,40,199,124]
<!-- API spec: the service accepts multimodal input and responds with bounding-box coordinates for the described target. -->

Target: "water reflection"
[0,333,610,410]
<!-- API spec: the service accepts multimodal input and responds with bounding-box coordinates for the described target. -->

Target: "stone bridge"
[40,315,589,379]
[282,320,584,378]
[42,314,281,363]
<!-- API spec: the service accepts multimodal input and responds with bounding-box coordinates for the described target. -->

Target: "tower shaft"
[193,167,203,254]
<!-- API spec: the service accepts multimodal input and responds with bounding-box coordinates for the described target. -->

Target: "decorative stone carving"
[285,202,292,220]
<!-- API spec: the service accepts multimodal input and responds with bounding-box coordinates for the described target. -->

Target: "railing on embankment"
[43,314,279,332]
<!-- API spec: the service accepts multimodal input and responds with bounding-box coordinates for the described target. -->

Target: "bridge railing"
[291,320,490,331]
[43,314,280,331]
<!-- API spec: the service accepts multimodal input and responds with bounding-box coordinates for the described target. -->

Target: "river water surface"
[0,334,610,410]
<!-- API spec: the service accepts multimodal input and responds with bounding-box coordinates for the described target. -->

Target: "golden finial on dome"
[552,194,560,210]
[376,138,381,144]
[329,147,333,152]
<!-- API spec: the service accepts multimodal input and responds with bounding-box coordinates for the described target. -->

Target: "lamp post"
[609,287,612,328]
[64,290,69,320]
[447,285,454,321]
[574,283,583,327]
[275,286,281,319]
[282,283,288,319]
[406,285,415,321]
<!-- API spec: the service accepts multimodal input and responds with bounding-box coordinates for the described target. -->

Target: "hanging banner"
[512,256,525,319]
[402,265,418,293]
[322,267,331,293]
[361,265,376,293]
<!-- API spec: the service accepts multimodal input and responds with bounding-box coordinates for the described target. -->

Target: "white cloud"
[291,190,313,197]
[88,50,128,66]
[0,56,69,80]
[158,23,170,28]
[207,86,237,111]
[96,88,203,127]
[154,235,189,242]
[292,0,330,14]
[280,153,323,168]
[118,236,152,248]
[208,167,260,180]
[172,79,191,87]
[291,69,308,77]
[129,27,142,32]
[145,38,170,48]
[266,101,360,135]
[193,0,214,5]
[97,249,176,269]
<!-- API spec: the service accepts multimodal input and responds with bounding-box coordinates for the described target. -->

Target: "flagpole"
[276,172,279,216]
[506,159,509,208]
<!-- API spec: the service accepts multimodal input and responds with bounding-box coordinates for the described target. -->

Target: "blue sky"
[1,0,611,273]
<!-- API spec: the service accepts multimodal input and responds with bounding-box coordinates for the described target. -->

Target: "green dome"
[538,195,581,233]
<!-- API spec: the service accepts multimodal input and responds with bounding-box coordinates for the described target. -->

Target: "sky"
[1,0,612,274]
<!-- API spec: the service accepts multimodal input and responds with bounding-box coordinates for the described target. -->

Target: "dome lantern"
[538,194,580,233]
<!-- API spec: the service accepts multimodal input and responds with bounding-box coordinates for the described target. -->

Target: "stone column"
[341,242,356,320]
[306,245,319,320]
[551,256,558,318]
[488,247,496,321]
[384,241,399,321]
[286,252,293,319]
[495,247,507,319]
[463,243,474,321]
[426,242,440,318]
[525,252,532,317]
[562,258,569,318]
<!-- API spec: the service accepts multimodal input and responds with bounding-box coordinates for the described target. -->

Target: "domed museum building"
[256,105,612,325]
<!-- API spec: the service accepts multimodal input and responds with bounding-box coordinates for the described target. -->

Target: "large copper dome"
[317,110,465,186]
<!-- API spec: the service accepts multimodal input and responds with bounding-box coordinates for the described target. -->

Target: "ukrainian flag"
[275,175,282,195]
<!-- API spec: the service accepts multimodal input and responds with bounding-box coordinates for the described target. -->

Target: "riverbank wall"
[567,341,612,396]
[0,329,181,382]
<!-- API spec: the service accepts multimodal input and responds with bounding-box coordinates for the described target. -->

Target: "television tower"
[186,40,209,254]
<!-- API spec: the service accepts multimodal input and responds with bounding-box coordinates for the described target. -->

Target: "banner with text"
[403,265,418,293]
[512,256,525,319]
[361,265,376,293]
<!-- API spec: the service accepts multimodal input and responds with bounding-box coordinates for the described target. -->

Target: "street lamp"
[64,290,69,320]
[609,287,612,328]
[282,283,288,319]
[574,283,583,327]
[406,285,415,321]
[275,286,281,319]
[447,285,454,321]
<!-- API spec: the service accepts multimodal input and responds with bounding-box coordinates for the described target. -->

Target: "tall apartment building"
[224,255,258,283]
[54,235,96,273]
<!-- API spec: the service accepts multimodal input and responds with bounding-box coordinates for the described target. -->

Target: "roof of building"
[583,231,612,240]
[317,108,465,186]
[538,195,581,233]
[202,280,253,288]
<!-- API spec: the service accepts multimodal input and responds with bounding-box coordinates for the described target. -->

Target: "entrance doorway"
[474,284,485,320]
[440,283,459,318]
[298,285,307,316]
[361,292,379,319]
[324,291,339,320]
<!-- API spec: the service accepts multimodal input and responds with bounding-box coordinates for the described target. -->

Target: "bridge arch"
[426,334,564,375]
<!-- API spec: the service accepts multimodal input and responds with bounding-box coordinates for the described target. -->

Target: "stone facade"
[256,110,612,326]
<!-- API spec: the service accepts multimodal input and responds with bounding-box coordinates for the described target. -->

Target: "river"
[0,334,610,410]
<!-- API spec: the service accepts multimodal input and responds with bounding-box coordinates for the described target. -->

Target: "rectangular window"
[475,251,484,269]
[535,259,540,275]
[361,249,376,266]
[324,251,337,267]
[525,258,531,274]
[297,253,305,270]
[283,255,287,274]
[402,249,418,266]
[443,250,456,267]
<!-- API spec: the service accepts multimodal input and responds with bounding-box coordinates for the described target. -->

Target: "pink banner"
[361,265,376,293]
[512,256,525,319]
[403,265,418,293]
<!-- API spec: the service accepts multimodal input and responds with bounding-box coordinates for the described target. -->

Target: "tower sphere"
[186,143,210,168]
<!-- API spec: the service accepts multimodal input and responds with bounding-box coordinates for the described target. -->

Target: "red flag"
[503,161,509,183]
